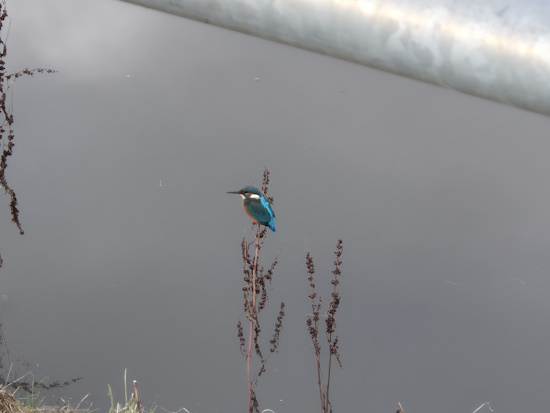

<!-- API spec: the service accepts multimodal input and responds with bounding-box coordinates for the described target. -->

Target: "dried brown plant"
[133,380,142,413]
[0,388,22,413]
[235,168,284,413]
[306,239,344,413]
[0,0,57,266]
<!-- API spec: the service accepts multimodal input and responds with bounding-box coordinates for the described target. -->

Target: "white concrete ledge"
[120,0,550,117]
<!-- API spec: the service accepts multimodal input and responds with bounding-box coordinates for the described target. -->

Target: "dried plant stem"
[306,252,325,411]
[316,344,323,411]
[325,347,332,412]
[133,380,142,413]
[306,240,343,413]
[235,168,283,412]
[325,315,336,412]
[247,224,261,413]
[0,0,56,240]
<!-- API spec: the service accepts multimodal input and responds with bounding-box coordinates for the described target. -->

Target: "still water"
[2,1,550,412]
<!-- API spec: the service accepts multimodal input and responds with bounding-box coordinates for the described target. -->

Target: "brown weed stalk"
[237,168,284,413]
[306,239,343,413]
[133,380,142,413]
[0,0,57,266]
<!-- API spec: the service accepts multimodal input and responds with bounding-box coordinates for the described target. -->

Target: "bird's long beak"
[226,191,241,194]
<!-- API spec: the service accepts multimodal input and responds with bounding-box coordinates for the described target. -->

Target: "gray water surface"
[1,1,550,412]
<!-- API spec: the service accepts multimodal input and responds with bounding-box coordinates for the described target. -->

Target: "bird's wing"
[246,199,274,224]
[260,197,275,219]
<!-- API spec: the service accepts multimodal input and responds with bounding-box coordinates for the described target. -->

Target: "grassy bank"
[1,370,156,413]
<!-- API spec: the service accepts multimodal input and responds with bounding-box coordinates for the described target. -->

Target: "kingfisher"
[227,186,276,232]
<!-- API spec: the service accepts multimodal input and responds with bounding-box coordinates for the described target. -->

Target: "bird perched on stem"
[227,186,276,232]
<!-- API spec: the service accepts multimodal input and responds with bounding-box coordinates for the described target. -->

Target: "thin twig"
[247,224,261,413]
[0,0,56,239]
[306,240,343,413]
[133,380,142,413]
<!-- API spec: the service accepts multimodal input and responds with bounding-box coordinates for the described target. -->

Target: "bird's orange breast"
[242,199,260,224]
